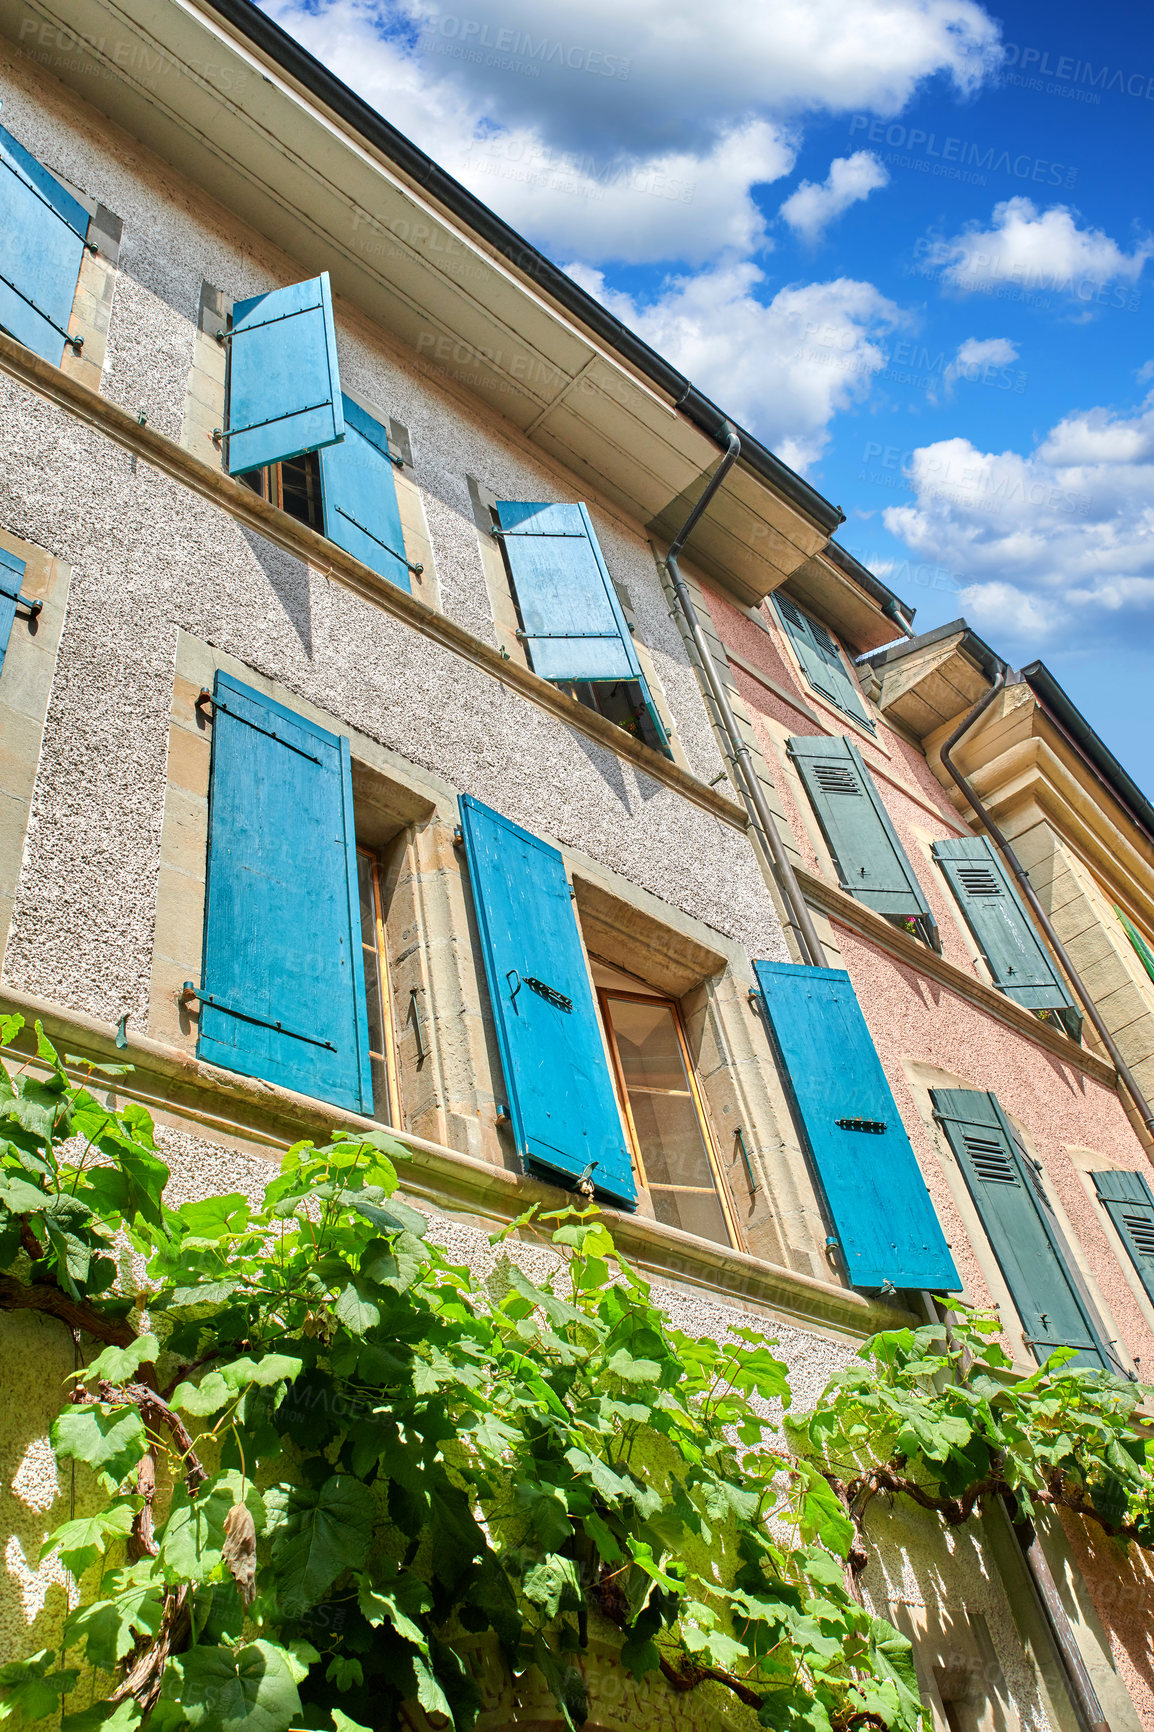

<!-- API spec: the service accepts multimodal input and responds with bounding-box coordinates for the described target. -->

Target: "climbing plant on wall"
[0,1015,1151,1732]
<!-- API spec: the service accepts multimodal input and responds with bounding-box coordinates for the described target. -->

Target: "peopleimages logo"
[418,14,632,79]
[848,117,1077,187]
[1001,42,1154,100]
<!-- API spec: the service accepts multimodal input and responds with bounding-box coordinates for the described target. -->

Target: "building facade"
[1,0,1153,1727]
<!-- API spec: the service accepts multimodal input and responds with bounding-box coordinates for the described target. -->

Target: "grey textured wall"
[0,43,789,1031]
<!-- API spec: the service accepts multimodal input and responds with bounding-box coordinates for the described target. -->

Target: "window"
[788,733,940,948]
[594,964,734,1248]
[357,848,400,1125]
[933,837,1080,1039]
[772,594,876,731]
[220,274,416,592]
[931,1088,1120,1371]
[754,959,958,1292]
[489,499,672,758]
[0,121,90,366]
[0,549,37,677]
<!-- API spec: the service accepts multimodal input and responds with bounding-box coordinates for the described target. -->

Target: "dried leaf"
[222,1503,257,1607]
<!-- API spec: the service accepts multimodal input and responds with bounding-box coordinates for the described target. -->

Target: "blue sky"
[263,0,1152,791]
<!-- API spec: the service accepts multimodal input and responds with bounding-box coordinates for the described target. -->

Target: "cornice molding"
[0,333,747,832]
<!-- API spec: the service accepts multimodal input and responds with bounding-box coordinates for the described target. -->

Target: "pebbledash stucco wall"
[0,43,788,1049]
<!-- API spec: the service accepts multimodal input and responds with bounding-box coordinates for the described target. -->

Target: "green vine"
[0,1015,1150,1732]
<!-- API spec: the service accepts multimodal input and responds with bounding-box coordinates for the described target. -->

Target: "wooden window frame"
[357,845,402,1127]
[596,985,741,1247]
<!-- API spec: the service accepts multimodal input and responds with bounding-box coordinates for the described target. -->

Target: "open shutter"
[494,501,669,749]
[933,836,1080,1036]
[773,595,875,731]
[754,960,958,1291]
[0,549,27,675]
[788,734,932,919]
[199,672,372,1114]
[931,1088,1111,1370]
[225,273,344,474]
[319,396,410,592]
[458,793,635,1205]
[0,122,89,365]
[1092,1169,1154,1306]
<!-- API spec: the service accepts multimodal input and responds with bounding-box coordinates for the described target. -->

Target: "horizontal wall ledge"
[0,333,746,833]
[796,866,1119,1088]
[0,983,912,1342]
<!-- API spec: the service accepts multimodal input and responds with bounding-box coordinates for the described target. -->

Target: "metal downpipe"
[664,433,826,968]
[939,667,1154,1138]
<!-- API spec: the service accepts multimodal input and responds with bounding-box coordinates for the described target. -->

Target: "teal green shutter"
[754,960,958,1291]
[226,273,344,474]
[199,672,372,1114]
[0,549,28,674]
[319,395,410,592]
[458,793,635,1206]
[788,734,932,920]
[1092,1169,1154,1306]
[1115,907,1154,988]
[931,1088,1112,1370]
[494,501,669,750]
[0,121,89,365]
[933,836,1081,1038]
[773,594,875,731]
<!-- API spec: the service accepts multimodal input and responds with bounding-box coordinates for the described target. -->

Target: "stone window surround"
[0,529,71,978]
[150,631,843,1289]
[180,281,439,610]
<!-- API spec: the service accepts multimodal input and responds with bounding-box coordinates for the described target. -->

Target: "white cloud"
[261,0,999,263]
[942,334,1018,392]
[567,262,902,469]
[883,397,1154,646]
[926,197,1153,296]
[779,151,889,242]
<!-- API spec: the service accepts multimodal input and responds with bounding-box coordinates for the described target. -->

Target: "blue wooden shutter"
[931,1088,1112,1370]
[1092,1169,1154,1307]
[494,501,669,749]
[753,959,958,1291]
[0,549,27,675]
[225,273,344,474]
[458,793,635,1205]
[933,836,1080,1037]
[0,121,89,365]
[199,672,372,1114]
[773,595,875,731]
[788,734,932,920]
[318,396,410,592]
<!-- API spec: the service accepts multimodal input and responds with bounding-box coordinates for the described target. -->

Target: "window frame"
[356,844,402,1128]
[596,982,740,1248]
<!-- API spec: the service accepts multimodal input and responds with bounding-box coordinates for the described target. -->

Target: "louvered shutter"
[319,396,410,592]
[199,672,372,1114]
[225,273,344,474]
[933,837,1080,1036]
[458,793,635,1205]
[773,594,875,731]
[0,549,27,675]
[494,501,669,749]
[788,734,932,919]
[754,960,958,1291]
[931,1088,1112,1370]
[0,122,89,365]
[1093,1169,1154,1306]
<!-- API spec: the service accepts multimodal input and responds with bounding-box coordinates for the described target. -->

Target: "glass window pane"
[607,997,689,1093]
[651,1187,730,1245]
